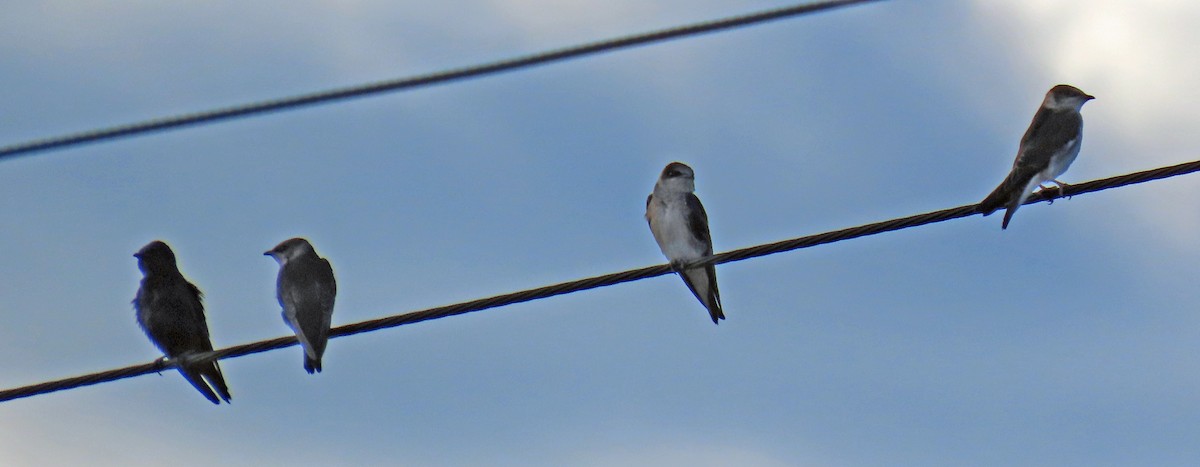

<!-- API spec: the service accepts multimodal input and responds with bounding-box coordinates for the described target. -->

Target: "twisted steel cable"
[3,159,1196,403]
[0,0,884,161]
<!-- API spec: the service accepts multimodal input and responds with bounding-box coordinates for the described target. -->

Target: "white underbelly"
[650,201,704,261]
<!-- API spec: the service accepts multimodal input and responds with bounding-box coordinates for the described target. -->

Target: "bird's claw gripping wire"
[1038,180,1072,205]
[152,357,168,375]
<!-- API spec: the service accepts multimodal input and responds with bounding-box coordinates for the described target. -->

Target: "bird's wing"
[314,258,336,355]
[682,194,724,323]
[979,108,1081,216]
[181,281,214,352]
[1015,108,1082,173]
[645,194,654,224]
[282,260,336,361]
[685,193,712,255]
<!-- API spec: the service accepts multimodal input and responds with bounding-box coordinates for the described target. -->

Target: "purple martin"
[979,84,1095,229]
[646,162,725,324]
[133,240,231,404]
[265,238,336,374]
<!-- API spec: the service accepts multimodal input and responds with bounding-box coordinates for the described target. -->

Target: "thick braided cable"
[2,159,1197,402]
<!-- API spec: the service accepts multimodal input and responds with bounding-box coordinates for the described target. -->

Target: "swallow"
[133,240,231,404]
[265,238,337,374]
[979,84,1095,229]
[646,162,725,324]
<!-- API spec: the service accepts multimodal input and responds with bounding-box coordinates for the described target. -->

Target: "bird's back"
[136,275,213,357]
[279,256,336,363]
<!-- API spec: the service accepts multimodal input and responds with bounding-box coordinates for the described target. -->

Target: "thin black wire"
[0,0,884,161]
[3,159,1198,403]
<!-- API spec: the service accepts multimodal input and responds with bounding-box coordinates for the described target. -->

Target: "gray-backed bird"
[133,240,231,404]
[646,162,725,324]
[265,237,337,374]
[979,84,1094,229]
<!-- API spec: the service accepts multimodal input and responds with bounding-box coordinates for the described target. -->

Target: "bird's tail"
[179,368,219,404]
[979,176,1018,217]
[707,297,726,325]
[1000,195,1021,230]
[304,355,322,374]
[183,360,231,404]
[679,266,725,325]
[178,361,230,405]
[204,361,232,403]
[705,268,725,325]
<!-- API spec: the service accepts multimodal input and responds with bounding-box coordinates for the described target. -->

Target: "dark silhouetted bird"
[133,240,231,404]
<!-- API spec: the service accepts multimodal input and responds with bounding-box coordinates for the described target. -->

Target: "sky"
[2,0,1200,465]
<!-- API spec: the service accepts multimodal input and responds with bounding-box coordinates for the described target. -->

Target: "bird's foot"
[669,259,688,272]
[152,356,168,374]
[1034,185,1057,205]
[1036,180,1071,204]
[1051,179,1073,200]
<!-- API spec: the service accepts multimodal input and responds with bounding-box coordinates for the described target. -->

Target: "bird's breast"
[649,198,703,261]
[1045,136,1082,179]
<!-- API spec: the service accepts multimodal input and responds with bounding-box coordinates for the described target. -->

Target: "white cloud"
[974,1,1200,250]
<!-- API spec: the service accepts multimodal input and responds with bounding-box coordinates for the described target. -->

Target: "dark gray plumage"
[266,237,336,374]
[133,240,231,404]
[646,162,725,324]
[979,84,1094,229]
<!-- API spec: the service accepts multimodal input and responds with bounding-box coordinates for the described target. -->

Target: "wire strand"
[3,159,1197,403]
[0,0,884,161]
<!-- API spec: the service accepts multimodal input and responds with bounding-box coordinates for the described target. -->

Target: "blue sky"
[3,1,1200,465]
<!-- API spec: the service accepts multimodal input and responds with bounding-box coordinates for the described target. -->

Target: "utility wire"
[3,159,1198,403]
[0,0,884,161]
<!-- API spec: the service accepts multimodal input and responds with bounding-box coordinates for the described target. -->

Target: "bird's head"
[265,237,314,265]
[656,161,697,194]
[134,240,179,275]
[1045,84,1095,111]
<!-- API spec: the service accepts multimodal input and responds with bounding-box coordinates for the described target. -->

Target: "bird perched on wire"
[646,162,725,324]
[979,84,1095,229]
[265,237,337,374]
[133,240,231,404]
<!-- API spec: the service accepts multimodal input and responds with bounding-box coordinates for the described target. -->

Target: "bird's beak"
[263,251,273,257]
[1085,94,1095,100]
